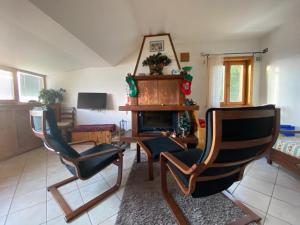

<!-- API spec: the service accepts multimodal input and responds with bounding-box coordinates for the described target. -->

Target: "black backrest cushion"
[217,105,275,163]
[198,105,275,164]
[44,107,80,159]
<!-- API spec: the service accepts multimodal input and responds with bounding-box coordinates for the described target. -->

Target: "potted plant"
[38,88,66,105]
[142,53,171,75]
[38,88,66,121]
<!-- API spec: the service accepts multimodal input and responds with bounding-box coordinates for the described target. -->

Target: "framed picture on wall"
[150,40,164,52]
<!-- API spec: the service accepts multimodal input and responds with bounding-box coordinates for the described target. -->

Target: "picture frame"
[150,40,164,52]
[133,33,181,75]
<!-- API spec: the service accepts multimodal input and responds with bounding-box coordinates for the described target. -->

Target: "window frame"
[0,65,46,104]
[221,56,253,107]
[17,70,46,103]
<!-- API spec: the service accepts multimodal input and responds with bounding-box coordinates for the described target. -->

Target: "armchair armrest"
[68,140,97,146]
[161,152,195,175]
[76,148,123,162]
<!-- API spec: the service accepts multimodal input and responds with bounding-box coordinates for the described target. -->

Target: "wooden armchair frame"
[30,110,123,222]
[160,108,280,225]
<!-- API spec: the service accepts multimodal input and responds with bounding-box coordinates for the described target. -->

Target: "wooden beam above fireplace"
[119,105,199,111]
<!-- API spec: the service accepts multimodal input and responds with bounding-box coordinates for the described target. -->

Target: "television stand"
[72,124,116,144]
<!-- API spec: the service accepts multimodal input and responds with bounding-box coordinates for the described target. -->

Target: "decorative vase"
[149,64,164,75]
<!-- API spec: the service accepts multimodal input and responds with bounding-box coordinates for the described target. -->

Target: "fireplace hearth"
[119,75,199,145]
[138,111,178,133]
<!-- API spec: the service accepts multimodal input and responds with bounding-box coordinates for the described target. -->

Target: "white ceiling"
[0,0,109,75]
[1,0,300,74]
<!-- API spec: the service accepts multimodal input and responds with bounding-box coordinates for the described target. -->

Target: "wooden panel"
[269,148,300,176]
[137,80,158,105]
[131,112,138,136]
[180,52,190,62]
[0,109,18,160]
[0,104,43,161]
[157,80,181,105]
[72,131,112,144]
[134,75,183,80]
[15,109,42,152]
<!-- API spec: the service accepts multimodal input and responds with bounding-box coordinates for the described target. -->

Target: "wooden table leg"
[136,143,141,163]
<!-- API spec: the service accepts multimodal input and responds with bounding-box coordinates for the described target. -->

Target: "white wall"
[47,53,136,129]
[47,38,261,127]
[176,39,261,116]
[260,20,300,126]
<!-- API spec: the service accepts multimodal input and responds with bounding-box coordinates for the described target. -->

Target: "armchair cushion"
[168,148,239,198]
[66,144,122,179]
[142,137,184,160]
[168,148,203,187]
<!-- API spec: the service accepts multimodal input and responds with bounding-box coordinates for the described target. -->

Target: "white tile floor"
[0,146,299,225]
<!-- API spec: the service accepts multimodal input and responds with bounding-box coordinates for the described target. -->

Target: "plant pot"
[149,64,164,75]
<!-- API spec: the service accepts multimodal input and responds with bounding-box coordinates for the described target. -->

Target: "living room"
[0,1,299,225]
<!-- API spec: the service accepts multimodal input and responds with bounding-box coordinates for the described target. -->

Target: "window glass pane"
[0,69,14,100]
[229,65,244,102]
[18,72,44,102]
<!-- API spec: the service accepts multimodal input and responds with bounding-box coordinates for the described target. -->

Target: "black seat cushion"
[66,144,122,179]
[142,137,184,160]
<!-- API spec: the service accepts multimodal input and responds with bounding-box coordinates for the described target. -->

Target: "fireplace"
[138,111,178,133]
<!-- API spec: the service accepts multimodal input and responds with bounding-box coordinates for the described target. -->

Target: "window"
[0,69,15,101]
[221,57,253,106]
[17,72,45,102]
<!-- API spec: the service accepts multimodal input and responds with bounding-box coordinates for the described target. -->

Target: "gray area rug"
[116,158,257,225]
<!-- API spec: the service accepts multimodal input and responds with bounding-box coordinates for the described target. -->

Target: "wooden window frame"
[221,56,253,107]
[0,65,46,104]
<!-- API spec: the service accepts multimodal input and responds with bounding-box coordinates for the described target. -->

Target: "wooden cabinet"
[0,104,42,161]
[136,75,184,105]
[0,110,18,160]
[15,109,42,152]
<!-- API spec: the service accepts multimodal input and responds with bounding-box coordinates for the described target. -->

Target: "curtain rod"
[201,48,268,57]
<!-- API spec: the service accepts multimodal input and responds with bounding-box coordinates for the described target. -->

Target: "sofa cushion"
[273,136,300,158]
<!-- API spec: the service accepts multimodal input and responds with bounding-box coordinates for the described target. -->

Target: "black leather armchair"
[30,106,124,222]
[160,105,280,225]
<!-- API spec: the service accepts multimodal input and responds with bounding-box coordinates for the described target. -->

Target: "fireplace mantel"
[119,105,199,111]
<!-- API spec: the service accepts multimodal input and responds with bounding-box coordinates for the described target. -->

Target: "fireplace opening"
[138,111,178,133]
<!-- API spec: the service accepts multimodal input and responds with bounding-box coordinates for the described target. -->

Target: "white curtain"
[207,56,224,108]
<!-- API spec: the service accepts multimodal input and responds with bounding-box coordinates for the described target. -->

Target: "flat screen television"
[77,92,107,109]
